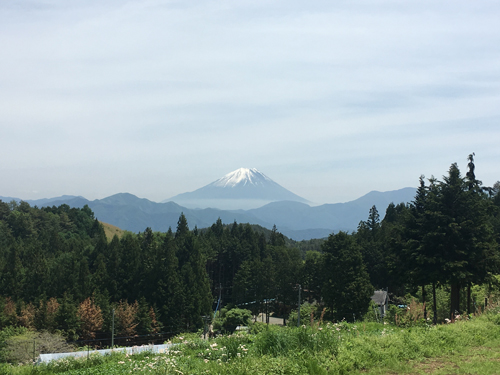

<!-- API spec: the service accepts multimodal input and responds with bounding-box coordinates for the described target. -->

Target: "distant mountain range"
[164,168,310,210]
[1,188,416,240]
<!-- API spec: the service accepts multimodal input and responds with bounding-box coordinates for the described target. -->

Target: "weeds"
[6,309,500,375]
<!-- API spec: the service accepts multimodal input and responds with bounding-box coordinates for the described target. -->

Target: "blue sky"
[1,0,499,204]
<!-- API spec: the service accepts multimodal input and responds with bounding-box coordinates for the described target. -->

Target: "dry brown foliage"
[45,297,60,330]
[35,298,60,331]
[115,300,139,337]
[18,302,35,329]
[77,297,103,340]
[149,307,161,334]
[318,307,326,326]
[3,297,17,325]
[395,298,426,327]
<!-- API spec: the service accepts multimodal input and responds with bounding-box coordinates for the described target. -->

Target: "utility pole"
[111,308,115,349]
[297,284,302,327]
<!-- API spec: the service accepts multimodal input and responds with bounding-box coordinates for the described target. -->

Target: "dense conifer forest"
[0,155,499,345]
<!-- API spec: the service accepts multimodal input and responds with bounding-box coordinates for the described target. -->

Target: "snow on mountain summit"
[211,168,273,188]
[163,167,309,209]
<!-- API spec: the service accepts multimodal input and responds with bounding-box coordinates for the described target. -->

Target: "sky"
[1,0,499,204]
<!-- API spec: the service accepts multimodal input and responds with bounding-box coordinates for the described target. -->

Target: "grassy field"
[100,221,124,241]
[4,308,500,375]
[359,336,500,374]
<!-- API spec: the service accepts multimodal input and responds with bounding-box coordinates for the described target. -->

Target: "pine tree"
[379,202,409,297]
[410,158,499,319]
[115,300,139,337]
[357,206,384,288]
[119,233,142,302]
[1,243,25,301]
[136,297,153,335]
[403,176,441,321]
[160,230,184,333]
[181,236,212,330]
[105,235,122,301]
[18,302,36,329]
[437,162,497,316]
[322,231,373,322]
[303,250,322,303]
[77,296,103,340]
[55,293,80,340]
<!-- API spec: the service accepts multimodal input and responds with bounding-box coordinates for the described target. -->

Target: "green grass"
[100,221,124,241]
[359,336,500,375]
[6,309,500,375]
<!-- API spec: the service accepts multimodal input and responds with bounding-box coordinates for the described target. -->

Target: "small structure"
[371,290,389,319]
[37,344,174,364]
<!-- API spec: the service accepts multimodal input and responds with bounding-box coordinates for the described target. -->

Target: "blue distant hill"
[1,187,416,240]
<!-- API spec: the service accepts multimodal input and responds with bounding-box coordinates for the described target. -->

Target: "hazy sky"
[1,0,499,204]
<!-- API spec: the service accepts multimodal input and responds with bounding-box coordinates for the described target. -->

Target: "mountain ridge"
[164,167,309,209]
[0,187,416,240]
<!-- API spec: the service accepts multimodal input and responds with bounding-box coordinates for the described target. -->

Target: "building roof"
[371,290,389,306]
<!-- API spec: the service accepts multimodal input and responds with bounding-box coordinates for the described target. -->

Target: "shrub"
[287,302,320,327]
[3,330,74,365]
[252,324,340,358]
[213,308,252,333]
[394,299,429,328]
[0,326,30,363]
[248,321,268,334]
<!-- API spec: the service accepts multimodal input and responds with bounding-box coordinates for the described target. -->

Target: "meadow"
[4,304,500,375]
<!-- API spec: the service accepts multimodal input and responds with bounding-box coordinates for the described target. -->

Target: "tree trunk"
[422,285,427,320]
[450,283,460,320]
[467,283,471,315]
[432,282,437,325]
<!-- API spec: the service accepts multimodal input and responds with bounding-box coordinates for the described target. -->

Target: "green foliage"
[2,330,73,365]
[7,312,500,375]
[248,321,268,334]
[213,308,252,333]
[1,155,500,359]
[322,231,374,322]
[55,293,80,340]
[223,308,252,331]
[253,324,341,358]
[0,326,30,363]
[402,158,499,319]
[287,302,320,327]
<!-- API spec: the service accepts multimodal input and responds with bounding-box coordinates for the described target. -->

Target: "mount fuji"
[163,168,309,210]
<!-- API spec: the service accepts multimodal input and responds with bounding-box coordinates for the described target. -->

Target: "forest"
[0,155,499,346]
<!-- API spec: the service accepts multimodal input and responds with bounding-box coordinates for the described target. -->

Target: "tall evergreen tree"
[403,175,445,321]
[160,229,184,333]
[357,205,384,289]
[175,215,212,330]
[322,231,373,322]
[55,293,80,340]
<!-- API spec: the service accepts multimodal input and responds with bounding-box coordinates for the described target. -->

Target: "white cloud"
[1,0,499,203]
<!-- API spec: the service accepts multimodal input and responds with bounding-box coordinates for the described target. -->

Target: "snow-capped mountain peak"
[211,168,272,188]
[163,167,309,209]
